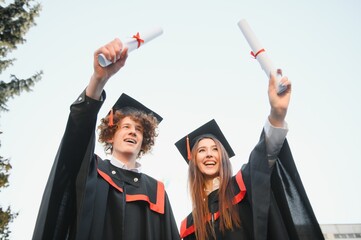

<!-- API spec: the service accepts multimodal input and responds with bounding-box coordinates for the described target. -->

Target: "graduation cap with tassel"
[107,93,163,126]
[174,119,235,164]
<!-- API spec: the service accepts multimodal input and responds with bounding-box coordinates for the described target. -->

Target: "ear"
[106,138,114,144]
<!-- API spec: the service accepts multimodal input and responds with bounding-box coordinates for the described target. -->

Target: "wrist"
[268,110,286,127]
[86,75,107,100]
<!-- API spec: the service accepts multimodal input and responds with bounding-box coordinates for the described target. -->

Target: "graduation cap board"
[108,93,163,126]
[174,119,235,164]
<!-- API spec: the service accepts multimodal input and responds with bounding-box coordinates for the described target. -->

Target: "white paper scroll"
[98,27,164,67]
[237,19,286,94]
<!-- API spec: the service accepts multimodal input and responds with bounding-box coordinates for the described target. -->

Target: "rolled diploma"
[237,19,286,94]
[98,27,163,67]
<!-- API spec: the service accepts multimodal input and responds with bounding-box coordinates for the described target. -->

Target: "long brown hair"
[188,136,240,240]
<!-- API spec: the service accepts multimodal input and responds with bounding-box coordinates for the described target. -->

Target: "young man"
[33,39,180,239]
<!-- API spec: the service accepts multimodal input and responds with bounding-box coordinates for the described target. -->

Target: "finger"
[107,44,117,63]
[112,48,128,68]
[277,68,283,76]
[279,76,289,86]
[284,79,292,92]
[280,78,292,94]
[120,47,128,59]
[112,38,123,61]
[269,72,277,89]
[102,39,121,63]
[95,44,115,64]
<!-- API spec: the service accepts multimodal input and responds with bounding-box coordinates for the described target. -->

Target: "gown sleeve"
[241,130,324,240]
[32,90,105,240]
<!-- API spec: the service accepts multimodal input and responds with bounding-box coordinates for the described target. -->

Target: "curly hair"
[97,107,159,158]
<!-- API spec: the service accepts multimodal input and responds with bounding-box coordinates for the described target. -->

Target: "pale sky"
[1,0,361,239]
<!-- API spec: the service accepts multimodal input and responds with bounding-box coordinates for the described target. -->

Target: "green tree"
[0,0,42,239]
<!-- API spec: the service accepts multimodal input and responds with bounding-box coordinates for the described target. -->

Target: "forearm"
[263,118,288,166]
[86,74,107,100]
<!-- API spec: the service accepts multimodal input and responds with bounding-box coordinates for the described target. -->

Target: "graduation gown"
[32,90,180,240]
[180,131,324,240]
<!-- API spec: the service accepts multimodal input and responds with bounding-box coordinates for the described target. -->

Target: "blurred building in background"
[321,224,361,239]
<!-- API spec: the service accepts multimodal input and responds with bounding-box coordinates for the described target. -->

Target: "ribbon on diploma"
[132,32,144,48]
[237,19,287,94]
[97,27,163,67]
[251,48,265,59]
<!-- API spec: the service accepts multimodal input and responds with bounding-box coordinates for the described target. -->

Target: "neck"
[204,177,220,194]
[112,152,137,169]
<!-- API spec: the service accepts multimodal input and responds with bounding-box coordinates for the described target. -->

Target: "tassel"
[186,135,192,161]
[108,109,114,126]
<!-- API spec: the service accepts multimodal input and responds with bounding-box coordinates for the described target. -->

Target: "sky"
[1,0,361,239]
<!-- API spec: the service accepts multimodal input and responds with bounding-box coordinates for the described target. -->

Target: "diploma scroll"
[98,27,164,67]
[237,19,287,94]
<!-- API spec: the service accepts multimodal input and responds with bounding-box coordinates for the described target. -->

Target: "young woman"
[175,74,324,240]
[33,38,180,239]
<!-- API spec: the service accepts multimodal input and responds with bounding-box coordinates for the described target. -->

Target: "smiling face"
[109,116,144,162]
[195,137,220,179]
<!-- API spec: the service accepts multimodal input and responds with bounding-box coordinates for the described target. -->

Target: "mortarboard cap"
[108,93,163,126]
[174,119,235,164]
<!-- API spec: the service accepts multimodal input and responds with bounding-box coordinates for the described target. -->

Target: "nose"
[206,149,213,158]
[128,126,137,136]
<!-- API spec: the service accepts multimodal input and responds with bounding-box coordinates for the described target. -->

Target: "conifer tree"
[0,0,42,238]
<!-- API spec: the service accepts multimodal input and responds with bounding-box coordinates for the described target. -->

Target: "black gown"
[32,90,180,240]
[180,131,324,240]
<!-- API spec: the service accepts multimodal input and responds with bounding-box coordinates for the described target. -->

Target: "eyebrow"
[136,125,143,130]
[120,122,143,129]
[197,144,217,150]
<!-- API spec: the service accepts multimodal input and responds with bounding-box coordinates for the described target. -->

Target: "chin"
[202,171,218,177]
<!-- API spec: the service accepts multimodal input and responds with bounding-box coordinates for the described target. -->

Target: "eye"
[198,148,205,153]
[212,147,218,151]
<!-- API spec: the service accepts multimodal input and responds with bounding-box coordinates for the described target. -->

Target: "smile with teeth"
[124,138,137,144]
[204,160,216,166]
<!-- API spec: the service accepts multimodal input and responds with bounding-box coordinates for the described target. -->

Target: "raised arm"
[86,38,129,100]
[267,69,292,127]
[264,70,292,163]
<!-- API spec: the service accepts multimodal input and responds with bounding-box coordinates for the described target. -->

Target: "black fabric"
[181,131,324,240]
[32,90,180,240]
[111,93,163,123]
[182,174,253,240]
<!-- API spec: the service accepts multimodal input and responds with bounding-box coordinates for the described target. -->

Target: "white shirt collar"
[110,156,142,173]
